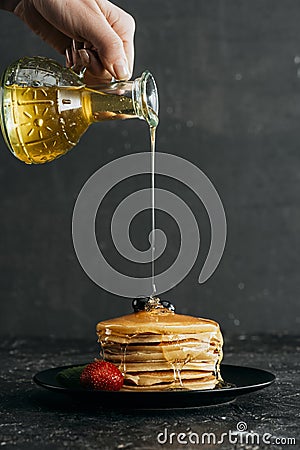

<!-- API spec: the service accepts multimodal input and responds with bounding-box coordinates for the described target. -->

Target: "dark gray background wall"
[0,0,300,338]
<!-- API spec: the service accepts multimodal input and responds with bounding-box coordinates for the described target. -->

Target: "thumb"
[82,11,131,80]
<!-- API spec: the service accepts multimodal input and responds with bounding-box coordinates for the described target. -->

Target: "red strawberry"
[80,360,124,391]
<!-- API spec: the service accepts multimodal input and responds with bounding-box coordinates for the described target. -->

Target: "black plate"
[33,364,275,409]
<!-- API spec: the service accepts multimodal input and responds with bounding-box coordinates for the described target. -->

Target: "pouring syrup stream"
[150,126,157,297]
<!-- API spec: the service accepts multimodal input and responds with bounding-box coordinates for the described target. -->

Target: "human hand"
[6,0,135,83]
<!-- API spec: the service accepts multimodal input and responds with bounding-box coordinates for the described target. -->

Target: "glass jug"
[0,56,159,164]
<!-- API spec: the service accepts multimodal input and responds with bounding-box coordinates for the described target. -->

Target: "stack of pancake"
[96,305,223,391]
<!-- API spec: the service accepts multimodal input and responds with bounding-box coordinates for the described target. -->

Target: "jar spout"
[133,71,159,127]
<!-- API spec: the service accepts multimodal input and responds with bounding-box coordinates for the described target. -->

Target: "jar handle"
[66,40,117,83]
[65,40,86,79]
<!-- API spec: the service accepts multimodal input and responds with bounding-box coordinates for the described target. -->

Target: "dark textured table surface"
[0,335,299,449]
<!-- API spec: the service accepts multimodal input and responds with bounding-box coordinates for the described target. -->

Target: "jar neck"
[86,71,159,127]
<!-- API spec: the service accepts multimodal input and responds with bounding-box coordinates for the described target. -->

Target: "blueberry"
[132,297,176,312]
[132,297,149,312]
[161,300,175,312]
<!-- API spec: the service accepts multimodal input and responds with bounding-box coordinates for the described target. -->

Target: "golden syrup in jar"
[2,85,136,164]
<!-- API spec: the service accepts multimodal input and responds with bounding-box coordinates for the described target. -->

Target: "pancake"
[96,300,223,391]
